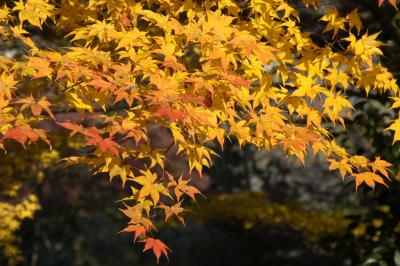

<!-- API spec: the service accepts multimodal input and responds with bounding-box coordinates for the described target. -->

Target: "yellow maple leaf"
[320,9,346,37]
[13,0,54,29]
[386,118,400,143]
[134,170,171,205]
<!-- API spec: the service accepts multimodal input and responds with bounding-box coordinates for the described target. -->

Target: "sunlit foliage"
[0,0,398,263]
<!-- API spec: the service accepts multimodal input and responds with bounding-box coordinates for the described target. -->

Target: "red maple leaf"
[62,126,120,156]
[83,127,102,139]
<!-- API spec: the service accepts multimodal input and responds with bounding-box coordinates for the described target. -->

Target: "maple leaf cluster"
[0,0,398,262]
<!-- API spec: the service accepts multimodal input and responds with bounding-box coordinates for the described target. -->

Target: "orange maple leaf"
[154,106,186,122]
[168,175,205,201]
[120,224,147,242]
[354,172,389,190]
[121,10,132,27]
[379,0,398,9]
[85,134,120,156]
[140,238,170,263]
[3,125,44,147]
[370,157,392,178]
[158,202,186,225]
[16,96,55,119]
[58,122,84,136]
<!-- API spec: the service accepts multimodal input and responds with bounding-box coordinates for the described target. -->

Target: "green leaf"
[394,250,400,266]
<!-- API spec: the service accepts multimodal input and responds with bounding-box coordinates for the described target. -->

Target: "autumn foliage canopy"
[0,0,399,263]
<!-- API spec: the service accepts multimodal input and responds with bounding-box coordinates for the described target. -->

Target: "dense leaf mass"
[0,0,398,262]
